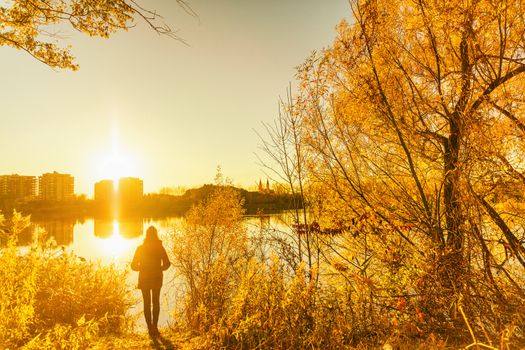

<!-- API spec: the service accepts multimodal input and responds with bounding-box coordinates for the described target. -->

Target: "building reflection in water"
[29,220,75,246]
[94,218,143,238]
[15,218,143,247]
[98,220,140,259]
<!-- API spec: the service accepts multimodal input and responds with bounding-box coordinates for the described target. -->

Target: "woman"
[131,225,171,335]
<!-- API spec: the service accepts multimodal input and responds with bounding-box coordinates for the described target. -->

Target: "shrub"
[0,211,132,349]
[170,184,251,333]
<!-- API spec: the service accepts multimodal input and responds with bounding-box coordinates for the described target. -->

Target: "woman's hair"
[144,225,160,242]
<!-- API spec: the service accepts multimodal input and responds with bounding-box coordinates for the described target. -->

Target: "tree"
[281,0,525,338]
[0,0,195,70]
[170,174,250,332]
[257,89,318,276]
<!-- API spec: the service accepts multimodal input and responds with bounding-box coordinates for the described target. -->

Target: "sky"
[0,0,349,197]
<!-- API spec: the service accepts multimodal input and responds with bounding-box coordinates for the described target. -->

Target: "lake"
[29,214,288,330]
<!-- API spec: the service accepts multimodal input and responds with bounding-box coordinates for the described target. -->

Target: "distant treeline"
[141,184,302,217]
[0,184,302,219]
[0,197,92,220]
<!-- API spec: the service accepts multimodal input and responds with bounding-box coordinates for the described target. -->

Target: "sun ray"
[95,127,137,187]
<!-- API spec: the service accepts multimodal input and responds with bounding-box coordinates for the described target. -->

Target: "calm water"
[29,215,284,329]
[29,217,182,329]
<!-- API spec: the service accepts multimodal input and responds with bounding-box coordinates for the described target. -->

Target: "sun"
[97,151,137,188]
[93,124,140,190]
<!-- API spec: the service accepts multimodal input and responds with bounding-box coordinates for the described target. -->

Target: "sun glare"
[99,152,136,190]
[94,125,138,190]
[103,153,134,186]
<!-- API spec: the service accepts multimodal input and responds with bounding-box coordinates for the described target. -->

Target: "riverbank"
[1,184,301,220]
[88,328,508,350]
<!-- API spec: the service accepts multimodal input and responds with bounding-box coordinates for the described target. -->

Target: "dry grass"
[0,211,132,349]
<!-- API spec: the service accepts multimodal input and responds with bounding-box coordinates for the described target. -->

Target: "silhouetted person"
[131,226,171,335]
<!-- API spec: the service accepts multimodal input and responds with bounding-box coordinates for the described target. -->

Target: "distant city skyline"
[1,171,147,199]
[0,171,74,201]
[0,1,350,196]
[0,170,274,199]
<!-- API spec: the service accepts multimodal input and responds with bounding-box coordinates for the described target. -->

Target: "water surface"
[30,215,286,329]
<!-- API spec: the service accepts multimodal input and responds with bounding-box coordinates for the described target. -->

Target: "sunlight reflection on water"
[98,221,136,259]
[28,217,179,329]
[32,214,288,329]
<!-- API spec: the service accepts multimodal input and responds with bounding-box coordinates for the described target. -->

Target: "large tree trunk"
[443,115,462,252]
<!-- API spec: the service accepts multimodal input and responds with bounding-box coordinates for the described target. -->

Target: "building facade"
[258,178,273,194]
[39,172,74,201]
[0,174,37,201]
[94,177,143,216]
[118,177,144,204]
[94,179,115,203]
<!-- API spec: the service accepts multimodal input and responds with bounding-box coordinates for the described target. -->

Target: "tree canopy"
[0,0,193,69]
[261,0,525,340]
[298,0,525,271]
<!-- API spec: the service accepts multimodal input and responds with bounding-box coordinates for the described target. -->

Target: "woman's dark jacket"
[131,239,171,289]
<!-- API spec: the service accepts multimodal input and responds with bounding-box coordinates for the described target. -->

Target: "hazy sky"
[1,0,349,196]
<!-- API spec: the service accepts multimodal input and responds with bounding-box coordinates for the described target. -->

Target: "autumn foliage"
[2,0,525,348]
[167,3,525,347]
[0,211,131,349]
[252,0,525,347]
[0,0,186,70]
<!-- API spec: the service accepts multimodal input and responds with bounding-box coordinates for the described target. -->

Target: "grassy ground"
[89,331,437,350]
[91,332,180,350]
[90,328,204,350]
[89,331,525,350]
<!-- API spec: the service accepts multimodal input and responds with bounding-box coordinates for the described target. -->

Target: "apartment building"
[0,174,37,201]
[39,171,74,201]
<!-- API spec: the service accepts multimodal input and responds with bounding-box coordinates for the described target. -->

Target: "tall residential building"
[0,174,37,201]
[118,177,143,204]
[94,179,115,203]
[39,171,74,201]
[94,178,143,216]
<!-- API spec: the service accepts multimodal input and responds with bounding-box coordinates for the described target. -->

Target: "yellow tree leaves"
[279,0,525,336]
[170,184,250,331]
[0,0,183,69]
[297,0,525,252]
